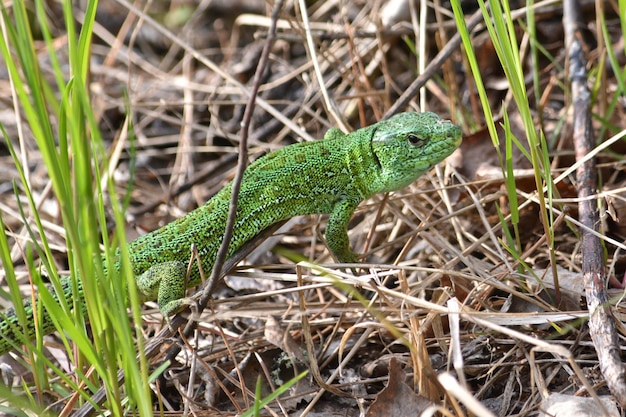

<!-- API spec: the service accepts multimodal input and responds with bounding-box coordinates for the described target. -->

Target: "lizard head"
[368,112,462,194]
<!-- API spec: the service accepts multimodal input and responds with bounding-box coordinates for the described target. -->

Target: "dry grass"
[1,0,625,416]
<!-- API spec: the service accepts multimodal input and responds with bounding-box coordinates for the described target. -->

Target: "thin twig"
[112,0,314,142]
[198,0,286,314]
[168,0,286,363]
[383,8,483,118]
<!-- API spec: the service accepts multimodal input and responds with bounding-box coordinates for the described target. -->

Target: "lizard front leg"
[325,198,361,265]
[135,261,192,317]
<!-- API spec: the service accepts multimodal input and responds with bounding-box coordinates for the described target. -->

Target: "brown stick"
[563,1,626,407]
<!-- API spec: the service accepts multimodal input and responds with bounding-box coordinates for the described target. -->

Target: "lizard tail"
[0,277,79,355]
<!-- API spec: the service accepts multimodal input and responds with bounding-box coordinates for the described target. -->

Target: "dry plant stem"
[563,1,626,407]
[383,8,483,118]
[456,302,610,415]
[296,266,351,402]
[438,373,497,417]
[112,0,314,142]
[297,0,347,131]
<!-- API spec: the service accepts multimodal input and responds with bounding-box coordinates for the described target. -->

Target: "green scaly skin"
[0,112,462,355]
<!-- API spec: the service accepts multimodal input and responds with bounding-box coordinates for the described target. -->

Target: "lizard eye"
[407,134,426,147]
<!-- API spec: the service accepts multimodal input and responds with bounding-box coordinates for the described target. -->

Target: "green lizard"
[0,111,461,355]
